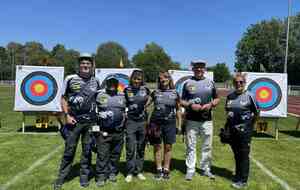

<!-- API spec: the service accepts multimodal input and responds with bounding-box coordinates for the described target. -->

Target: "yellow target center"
[259,89,269,99]
[34,84,45,93]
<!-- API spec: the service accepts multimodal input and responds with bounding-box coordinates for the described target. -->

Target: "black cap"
[106,77,119,86]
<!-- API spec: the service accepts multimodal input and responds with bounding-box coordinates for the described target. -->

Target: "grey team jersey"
[225,90,259,126]
[150,89,179,121]
[63,74,101,115]
[182,77,218,121]
[124,85,150,121]
[96,90,126,129]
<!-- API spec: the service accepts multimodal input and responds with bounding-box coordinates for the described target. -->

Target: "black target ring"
[21,71,58,106]
[247,77,282,111]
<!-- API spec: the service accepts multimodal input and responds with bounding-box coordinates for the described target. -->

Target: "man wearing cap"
[181,60,220,181]
[54,53,101,189]
[94,77,126,187]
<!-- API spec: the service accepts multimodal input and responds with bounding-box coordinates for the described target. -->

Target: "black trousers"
[95,130,124,181]
[125,119,146,175]
[229,124,252,183]
[56,123,92,184]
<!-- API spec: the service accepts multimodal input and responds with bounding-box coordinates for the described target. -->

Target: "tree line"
[235,12,300,85]
[0,41,231,83]
[2,13,300,84]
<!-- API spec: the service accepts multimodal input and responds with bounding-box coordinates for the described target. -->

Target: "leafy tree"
[95,41,130,68]
[208,63,231,82]
[23,41,51,66]
[235,18,285,72]
[0,46,10,80]
[132,42,179,82]
[51,44,79,75]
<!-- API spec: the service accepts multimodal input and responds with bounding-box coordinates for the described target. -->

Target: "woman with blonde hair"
[225,72,259,188]
[146,70,181,180]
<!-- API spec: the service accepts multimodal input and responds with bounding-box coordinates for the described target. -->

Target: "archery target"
[21,71,58,105]
[169,70,214,96]
[100,73,129,92]
[248,78,281,111]
[245,72,287,118]
[14,65,64,112]
[95,68,140,93]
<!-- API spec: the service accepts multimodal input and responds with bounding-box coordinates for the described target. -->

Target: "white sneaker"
[125,175,133,183]
[137,173,146,180]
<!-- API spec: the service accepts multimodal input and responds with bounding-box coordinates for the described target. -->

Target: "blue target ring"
[247,78,281,111]
[21,71,58,105]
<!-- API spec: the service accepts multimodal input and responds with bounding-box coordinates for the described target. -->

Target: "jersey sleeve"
[249,92,259,114]
[211,81,219,99]
[61,75,72,97]
[181,82,189,100]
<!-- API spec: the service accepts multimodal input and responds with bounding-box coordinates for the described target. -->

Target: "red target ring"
[256,86,272,103]
[30,80,48,96]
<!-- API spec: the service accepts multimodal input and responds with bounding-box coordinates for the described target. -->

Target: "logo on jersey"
[187,84,196,94]
[139,89,147,96]
[70,82,81,92]
[99,95,108,105]
[128,91,134,98]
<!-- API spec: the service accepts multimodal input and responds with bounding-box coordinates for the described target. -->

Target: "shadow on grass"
[252,131,274,138]
[17,125,59,133]
[279,130,300,138]
[62,155,233,182]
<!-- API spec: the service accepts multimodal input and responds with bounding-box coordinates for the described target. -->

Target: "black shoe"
[163,169,170,180]
[80,176,89,187]
[53,182,62,190]
[154,169,163,180]
[109,174,117,183]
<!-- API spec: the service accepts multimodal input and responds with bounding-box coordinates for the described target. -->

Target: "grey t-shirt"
[182,76,218,121]
[63,74,101,116]
[124,85,150,121]
[150,89,179,122]
[96,90,126,129]
[225,90,259,125]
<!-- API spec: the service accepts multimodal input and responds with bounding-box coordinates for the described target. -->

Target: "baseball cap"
[191,59,207,67]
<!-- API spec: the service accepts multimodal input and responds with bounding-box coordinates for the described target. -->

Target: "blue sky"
[1,0,299,71]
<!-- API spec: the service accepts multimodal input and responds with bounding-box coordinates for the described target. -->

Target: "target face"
[100,73,129,92]
[20,71,58,105]
[175,75,192,96]
[247,78,282,111]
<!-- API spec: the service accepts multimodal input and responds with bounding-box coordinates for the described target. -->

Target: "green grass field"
[0,85,300,190]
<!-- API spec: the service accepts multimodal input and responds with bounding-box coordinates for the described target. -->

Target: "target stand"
[14,65,65,133]
[246,74,287,140]
[21,112,62,133]
[255,117,280,140]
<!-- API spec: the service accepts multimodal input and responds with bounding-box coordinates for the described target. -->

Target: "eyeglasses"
[235,81,245,84]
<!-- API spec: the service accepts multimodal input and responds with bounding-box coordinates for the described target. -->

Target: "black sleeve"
[181,82,188,100]
[211,81,218,99]
[145,87,151,96]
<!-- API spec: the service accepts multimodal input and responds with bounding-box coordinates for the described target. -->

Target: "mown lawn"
[0,85,300,190]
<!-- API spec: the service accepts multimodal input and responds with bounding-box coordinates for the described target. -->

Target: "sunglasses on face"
[235,80,245,84]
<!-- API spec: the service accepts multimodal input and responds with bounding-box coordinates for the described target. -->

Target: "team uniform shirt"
[150,89,179,123]
[225,90,259,127]
[124,85,150,121]
[96,90,126,129]
[182,77,218,121]
[63,74,100,116]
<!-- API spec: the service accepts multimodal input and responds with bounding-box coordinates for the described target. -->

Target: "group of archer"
[53,53,259,190]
